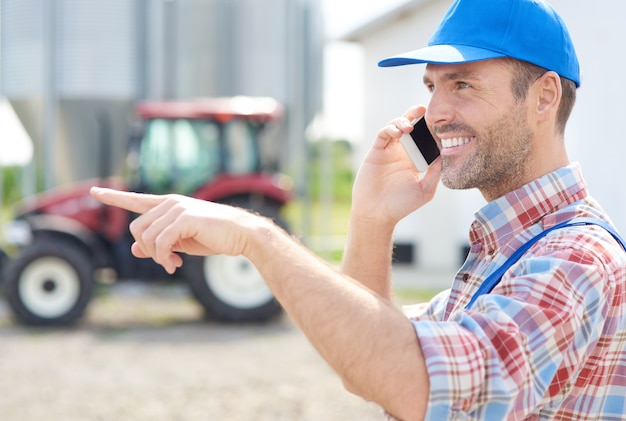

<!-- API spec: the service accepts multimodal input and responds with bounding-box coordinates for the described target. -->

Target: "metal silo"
[0,0,322,191]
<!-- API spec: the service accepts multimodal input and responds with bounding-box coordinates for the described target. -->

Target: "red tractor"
[2,96,292,326]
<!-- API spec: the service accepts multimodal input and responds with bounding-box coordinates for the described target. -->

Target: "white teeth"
[442,137,471,148]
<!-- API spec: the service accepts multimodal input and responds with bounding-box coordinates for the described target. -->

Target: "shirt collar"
[469,163,588,247]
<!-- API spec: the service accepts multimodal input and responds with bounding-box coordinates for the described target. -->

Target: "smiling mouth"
[441,137,472,149]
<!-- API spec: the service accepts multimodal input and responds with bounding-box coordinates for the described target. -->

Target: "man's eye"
[426,84,435,93]
[457,82,471,89]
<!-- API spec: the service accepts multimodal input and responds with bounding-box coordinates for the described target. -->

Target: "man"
[91,0,626,419]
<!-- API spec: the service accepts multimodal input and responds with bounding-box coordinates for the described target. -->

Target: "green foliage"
[281,139,355,262]
[306,139,354,204]
[2,166,23,207]
[393,287,441,305]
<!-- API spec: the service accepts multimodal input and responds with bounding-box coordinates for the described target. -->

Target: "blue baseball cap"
[378,0,580,87]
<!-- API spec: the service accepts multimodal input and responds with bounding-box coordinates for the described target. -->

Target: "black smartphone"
[399,116,440,172]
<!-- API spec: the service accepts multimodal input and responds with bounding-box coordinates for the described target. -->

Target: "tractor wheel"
[183,198,286,322]
[3,240,94,326]
[183,254,281,322]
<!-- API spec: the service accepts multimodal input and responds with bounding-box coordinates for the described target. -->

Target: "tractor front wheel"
[3,240,94,326]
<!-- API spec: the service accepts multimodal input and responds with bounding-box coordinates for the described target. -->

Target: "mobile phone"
[399,116,440,172]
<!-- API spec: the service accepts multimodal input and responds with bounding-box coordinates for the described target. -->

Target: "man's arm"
[248,218,430,420]
[340,216,396,299]
[341,107,441,299]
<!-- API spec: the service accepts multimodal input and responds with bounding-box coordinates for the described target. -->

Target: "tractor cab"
[130,96,286,198]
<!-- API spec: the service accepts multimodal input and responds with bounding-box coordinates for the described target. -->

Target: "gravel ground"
[0,281,383,421]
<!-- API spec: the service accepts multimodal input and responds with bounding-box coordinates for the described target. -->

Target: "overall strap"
[465,217,626,310]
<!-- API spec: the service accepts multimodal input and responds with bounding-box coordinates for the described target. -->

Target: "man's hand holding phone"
[399,116,440,173]
[350,107,441,228]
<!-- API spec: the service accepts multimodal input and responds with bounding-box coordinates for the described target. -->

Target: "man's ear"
[534,71,562,123]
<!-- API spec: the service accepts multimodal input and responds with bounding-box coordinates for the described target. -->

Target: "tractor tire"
[3,240,94,326]
[183,254,282,322]
[182,198,286,322]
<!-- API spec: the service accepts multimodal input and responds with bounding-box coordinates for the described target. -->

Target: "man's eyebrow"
[423,71,481,85]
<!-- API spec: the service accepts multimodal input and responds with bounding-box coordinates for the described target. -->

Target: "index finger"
[403,105,426,129]
[90,186,164,214]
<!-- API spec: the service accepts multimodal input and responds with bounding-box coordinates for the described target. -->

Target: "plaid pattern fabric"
[401,164,626,420]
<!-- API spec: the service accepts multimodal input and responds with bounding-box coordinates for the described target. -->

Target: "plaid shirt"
[400,164,626,420]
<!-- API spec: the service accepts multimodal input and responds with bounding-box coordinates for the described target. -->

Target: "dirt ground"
[0,281,384,421]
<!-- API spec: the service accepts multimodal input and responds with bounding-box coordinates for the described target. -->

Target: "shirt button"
[488,248,496,256]
[462,273,470,282]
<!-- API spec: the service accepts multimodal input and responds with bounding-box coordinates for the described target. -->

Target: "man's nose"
[425,89,455,129]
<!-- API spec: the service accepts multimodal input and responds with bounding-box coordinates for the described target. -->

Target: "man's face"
[423,59,534,200]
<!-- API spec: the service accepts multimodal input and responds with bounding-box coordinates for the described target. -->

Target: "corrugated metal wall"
[0,0,322,189]
[56,0,137,98]
[1,0,45,96]
[2,0,136,98]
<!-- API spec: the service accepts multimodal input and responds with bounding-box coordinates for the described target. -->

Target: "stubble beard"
[439,107,533,200]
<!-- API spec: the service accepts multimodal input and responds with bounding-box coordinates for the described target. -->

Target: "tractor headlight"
[4,220,33,246]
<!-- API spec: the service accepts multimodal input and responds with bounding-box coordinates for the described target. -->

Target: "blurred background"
[0,0,624,419]
[0,1,428,420]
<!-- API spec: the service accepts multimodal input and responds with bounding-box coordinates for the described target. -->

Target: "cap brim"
[378,44,507,67]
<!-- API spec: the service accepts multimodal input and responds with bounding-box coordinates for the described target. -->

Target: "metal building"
[0,0,323,190]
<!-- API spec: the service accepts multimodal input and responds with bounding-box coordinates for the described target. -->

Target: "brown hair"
[504,58,577,135]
